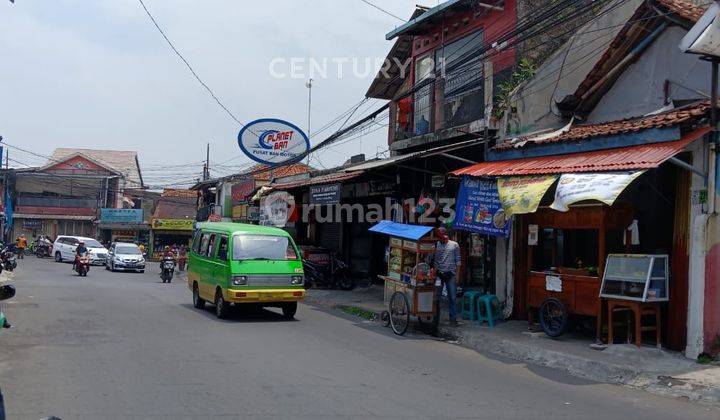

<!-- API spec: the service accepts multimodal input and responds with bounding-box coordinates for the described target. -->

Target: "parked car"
[106,243,146,273]
[53,236,109,266]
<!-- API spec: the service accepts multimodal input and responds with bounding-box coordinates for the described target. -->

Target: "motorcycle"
[303,255,355,290]
[0,284,15,331]
[0,246,17,272]
[34,242,51,258]
[74,253,91,277]
[160,257,176,283]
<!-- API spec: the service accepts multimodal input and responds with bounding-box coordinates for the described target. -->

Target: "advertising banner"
[231,179,256,205]
[550,171,644,212]
[21,219,43,230]
[151,219,194,231]
[310,183,341,205]
[260,192,295,227]
[497,175,558,217]
[100,208,143,224]
[453,176,510,237]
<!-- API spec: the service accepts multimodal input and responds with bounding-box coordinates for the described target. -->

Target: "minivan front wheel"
[55,252,62,263]
[215,289,230,319]
[193,284,205,310]
[282,302,297,319]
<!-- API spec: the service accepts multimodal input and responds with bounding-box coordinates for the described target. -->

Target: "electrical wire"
[358,0,407,22]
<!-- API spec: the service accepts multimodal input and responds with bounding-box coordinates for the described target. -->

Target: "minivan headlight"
[291,275,304,285]
[232,276,248,286]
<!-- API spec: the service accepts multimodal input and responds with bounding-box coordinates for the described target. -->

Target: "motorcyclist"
[73,241,89,271]
[159,246,176,273]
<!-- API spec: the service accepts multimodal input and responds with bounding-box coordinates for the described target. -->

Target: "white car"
[106,242,146,272]
[53,236,109,266]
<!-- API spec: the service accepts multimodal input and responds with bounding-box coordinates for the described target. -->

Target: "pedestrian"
[178,245,187,272]
[16,234,27,259]
[138,243,146,255]
[432,227,461,327]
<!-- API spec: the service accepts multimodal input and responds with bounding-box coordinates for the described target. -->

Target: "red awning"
[452,127,710,177]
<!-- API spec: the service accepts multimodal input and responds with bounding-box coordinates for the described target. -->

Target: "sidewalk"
[305,286,720,406]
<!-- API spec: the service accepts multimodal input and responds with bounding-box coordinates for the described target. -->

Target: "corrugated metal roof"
[386,0,465,40]
[453,127,710,176]
[271,171,363,191]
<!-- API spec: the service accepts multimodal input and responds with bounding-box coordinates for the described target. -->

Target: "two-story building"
[10,148,146,243]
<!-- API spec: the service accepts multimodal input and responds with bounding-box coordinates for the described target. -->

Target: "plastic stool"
[477,294,502,327]
[460,290,483,321]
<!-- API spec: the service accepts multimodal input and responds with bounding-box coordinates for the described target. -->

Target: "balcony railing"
[17,196,97,208]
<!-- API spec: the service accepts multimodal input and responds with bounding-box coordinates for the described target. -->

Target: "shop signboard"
[497,175,558,217]
[151,219,194,231]
[368,180,396,196]
[431,174,445,189]
[237,119,310,166]
[310,183,341,205]
[22,219,43,230]
[453,176,510,237]
[550,171,644,212]
[231,179,256,205]
[100,208,143,223]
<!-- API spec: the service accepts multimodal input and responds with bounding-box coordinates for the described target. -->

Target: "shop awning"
[369,220,434,240]
[13,214,95,221]
[452,127,710,176]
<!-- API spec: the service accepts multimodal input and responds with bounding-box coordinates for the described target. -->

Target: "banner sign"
[310,183,341,205]
[100,208,143,223]
[151,219,194,231]
[550,171,644,212]
[238,119,310,166]
[497,175,558,217]
[260,192,295,227]
[453,176,510,237]
[368,180,396,196]
[231,179,256,205]
[22,219,43,230]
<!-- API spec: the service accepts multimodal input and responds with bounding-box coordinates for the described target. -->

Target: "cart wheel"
[381,311,390,327]
[539,297,568,338]
[389,292,410,336]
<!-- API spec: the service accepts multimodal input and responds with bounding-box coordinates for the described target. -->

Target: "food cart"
[523,204,634,339]
[369,221,438,335]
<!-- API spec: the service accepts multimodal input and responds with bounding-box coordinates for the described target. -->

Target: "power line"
[358,0,406,22]
[137,0,245,128]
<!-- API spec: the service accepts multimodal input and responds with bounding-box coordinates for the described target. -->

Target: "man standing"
[15,234,27,259]
[433,227,461,326]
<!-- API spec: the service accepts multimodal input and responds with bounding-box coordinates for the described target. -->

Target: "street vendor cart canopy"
[369,221,434,240]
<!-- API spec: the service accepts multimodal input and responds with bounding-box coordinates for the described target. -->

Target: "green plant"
[339,305,377,321]
[493,58,537,120]
[698,353,714,365]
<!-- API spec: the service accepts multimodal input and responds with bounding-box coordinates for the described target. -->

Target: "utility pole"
[203,142,210,181]
[305,78,313,166]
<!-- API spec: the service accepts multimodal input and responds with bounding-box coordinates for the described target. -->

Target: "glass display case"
[600,254,669,302]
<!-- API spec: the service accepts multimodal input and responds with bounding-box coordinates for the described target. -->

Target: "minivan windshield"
[233,235,298,261]
[115,245,140,255]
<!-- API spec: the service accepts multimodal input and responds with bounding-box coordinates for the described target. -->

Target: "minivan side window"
[199,233,211,256]
[217,236,229,261]
[206,234,216,258]
[68,238,79,246]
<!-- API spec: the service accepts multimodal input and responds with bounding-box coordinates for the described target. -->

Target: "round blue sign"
[238,119,311,166]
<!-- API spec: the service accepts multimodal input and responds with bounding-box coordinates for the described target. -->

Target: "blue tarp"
[368,220,433,241]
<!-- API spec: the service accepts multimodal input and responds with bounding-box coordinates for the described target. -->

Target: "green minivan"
[187,222,305,319]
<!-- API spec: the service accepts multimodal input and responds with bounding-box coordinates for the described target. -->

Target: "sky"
[0,0,421,188]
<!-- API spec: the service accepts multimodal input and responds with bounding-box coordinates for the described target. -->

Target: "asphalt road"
[0,258,717,420]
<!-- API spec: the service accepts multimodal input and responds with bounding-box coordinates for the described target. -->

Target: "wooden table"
[607,299,662,348]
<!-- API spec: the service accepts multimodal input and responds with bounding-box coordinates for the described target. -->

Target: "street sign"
[238,119,310,166]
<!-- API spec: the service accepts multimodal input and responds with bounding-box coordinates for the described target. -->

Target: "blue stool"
[460,290,483,321]
[477,294,502,327]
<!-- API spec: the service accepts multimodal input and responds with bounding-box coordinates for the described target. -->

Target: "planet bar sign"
[238,118,311,166]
